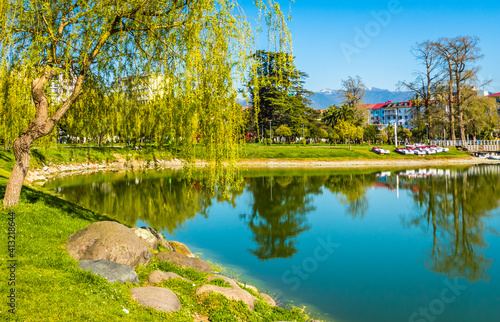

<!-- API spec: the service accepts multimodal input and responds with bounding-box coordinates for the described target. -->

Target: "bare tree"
[435,36,485,141]
[400,41,444,137]
[340,76,366,109]
[339,76,367,127]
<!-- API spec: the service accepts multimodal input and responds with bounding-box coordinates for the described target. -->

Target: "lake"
[46,165,500,322]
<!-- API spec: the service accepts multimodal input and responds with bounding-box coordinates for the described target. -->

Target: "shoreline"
[17,155,498,322]
[25,156,499,183]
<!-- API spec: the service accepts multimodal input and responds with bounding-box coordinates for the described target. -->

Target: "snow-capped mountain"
[310,87,414,110]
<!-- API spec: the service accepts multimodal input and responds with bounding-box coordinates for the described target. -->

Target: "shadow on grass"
[31,149,48,165]
[0,178,115,223]
[0,150,12,162]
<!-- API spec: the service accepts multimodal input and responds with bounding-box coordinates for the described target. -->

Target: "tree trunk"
[3,68,82,207]
[2,134,33,207]
[456,86,466,141]
[447,60,456,141]
[458,112,466,141]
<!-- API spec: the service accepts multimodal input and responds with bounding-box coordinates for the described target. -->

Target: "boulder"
[207,275,240,288]
[260,293,277,307]
[196,285,258,310]
[140,227,174,251]
[196,275,264,310]
[79,260,139,284]
[132,227,158,250]
[148,270,189,285]
[66,221,152,268]
[131,287,181,312]
[156,252,211,274]
[237,282,258,293]
[168,241,194,257]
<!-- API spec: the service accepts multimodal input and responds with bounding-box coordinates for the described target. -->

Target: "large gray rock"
[79,260,139,284]
[66,221,152,268]
[131,287,181,312]
[148,270,189,285]
[156,251,211,274]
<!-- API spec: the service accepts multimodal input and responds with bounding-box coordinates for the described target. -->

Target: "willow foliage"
[0,0,293,204]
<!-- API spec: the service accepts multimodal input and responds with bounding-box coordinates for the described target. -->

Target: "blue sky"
[245,0,500,92]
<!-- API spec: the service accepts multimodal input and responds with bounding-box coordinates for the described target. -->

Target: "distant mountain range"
[238,87,415,109]
[309,88,414,110]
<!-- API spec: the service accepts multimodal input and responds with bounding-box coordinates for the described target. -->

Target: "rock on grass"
[66,221,151,268]
[131,287,182,312]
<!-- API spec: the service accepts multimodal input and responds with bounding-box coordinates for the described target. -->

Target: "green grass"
[0,145,176,171]
[0,159,309,321]
[0,142,470,175]
[240,143,470,160]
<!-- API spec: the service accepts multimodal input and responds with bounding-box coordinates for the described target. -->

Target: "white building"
[114,74,166,104]
[369,101,418,129]
[48,74,77,104]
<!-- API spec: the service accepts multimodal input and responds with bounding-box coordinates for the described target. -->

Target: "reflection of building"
[48,74,77,104]
[368,101,419,129]
[114,74,166,103]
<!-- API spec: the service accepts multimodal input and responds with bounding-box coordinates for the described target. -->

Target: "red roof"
[488,92,500,97]
[369,103,386,110]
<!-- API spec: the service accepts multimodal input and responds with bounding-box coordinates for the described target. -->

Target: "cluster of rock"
[66,221,276,314]
[26,158,184,183]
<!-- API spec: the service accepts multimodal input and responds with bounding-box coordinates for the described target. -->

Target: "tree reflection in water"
[402,166,500,282]
[324,174,377,218]
[50,166,500,276]
[51,171,215,234]
[239,176,325,260]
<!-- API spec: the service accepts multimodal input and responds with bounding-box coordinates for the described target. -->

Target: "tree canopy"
[246,50,313,139]
[0,0,293,206]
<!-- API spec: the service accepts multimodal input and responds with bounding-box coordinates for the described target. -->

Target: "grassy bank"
[0,160,308,321]
[241,143,469,160]
[0,143,471,174]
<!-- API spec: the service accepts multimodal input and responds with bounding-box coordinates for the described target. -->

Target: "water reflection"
[379,166,500,282]
[239,176,325,260]
[323,174,377,218]
[405,168,500,282]
[48,166,500,282]
[50,171,214,234]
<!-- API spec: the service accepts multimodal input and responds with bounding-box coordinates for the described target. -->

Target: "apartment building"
[369,101,417,129]
[115,74,166,103]
[48,74,77,104]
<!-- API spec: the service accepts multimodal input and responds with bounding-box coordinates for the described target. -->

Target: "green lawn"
[0,143,470,174]
[240,143,470,160]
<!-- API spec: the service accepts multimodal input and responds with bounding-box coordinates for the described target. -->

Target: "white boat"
[413,150,426,156]
[488,155,500,160]
[371,147,390,155]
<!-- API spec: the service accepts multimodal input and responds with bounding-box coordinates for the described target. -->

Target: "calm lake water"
[46,166,500,322]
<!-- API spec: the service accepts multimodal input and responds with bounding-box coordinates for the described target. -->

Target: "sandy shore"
[239,157,499,169]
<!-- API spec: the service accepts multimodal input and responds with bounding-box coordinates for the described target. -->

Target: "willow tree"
[0,0,292,207]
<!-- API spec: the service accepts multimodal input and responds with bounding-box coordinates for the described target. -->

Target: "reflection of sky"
[151,182,500,322]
